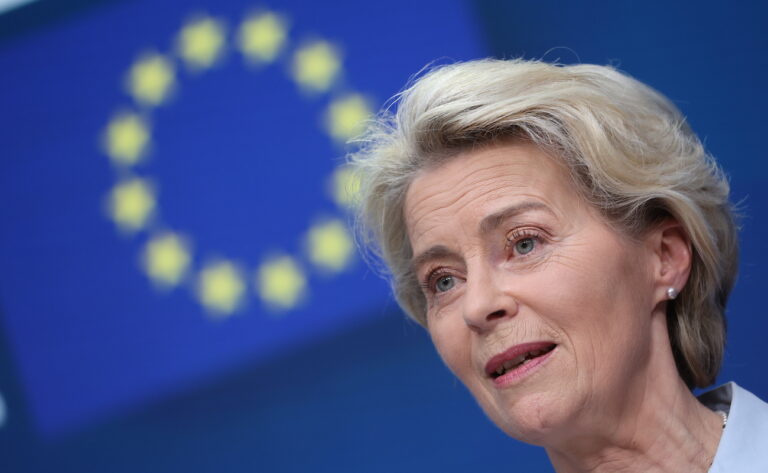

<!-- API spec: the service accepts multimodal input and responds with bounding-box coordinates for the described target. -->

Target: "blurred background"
[0,0,765,471]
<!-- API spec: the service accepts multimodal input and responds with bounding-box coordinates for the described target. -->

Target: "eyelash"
[505,228,543,255]
[419,228,545,296]
[419,267,454,295]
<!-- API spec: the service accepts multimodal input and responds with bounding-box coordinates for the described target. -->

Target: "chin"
[485,389,580,446]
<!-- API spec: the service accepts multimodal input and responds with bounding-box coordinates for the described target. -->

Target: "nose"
[462,266,518,333]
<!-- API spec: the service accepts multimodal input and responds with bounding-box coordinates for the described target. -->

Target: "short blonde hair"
[350,59,738,388]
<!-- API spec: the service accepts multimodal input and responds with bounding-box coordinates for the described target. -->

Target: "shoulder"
[702,382,768,472]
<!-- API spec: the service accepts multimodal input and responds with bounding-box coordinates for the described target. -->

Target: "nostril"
[487,309,506,321]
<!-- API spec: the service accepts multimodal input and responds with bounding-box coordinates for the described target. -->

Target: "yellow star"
[291,41,342,92]
[238,11,288,63]
[325,94,371,143]
[142,232,192,288]
[103,112,150,166]
[107,178,156,232]
[126,52,175,106]
[176,16,226,70]
[197,260,246,316]
[256,256,306,310]
[306,220,355,272]
[330,165,361,208]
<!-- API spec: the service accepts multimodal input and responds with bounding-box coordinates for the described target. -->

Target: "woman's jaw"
[543,313,725,472]
[467,308,722,473]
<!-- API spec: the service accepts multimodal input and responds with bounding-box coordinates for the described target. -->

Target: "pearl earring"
[667,287,678,300]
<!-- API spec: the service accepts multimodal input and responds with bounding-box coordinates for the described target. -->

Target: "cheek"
[429,320,474,381]
[539,241,653,383]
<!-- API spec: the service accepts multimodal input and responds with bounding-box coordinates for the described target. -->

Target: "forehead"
[404,142,581,245]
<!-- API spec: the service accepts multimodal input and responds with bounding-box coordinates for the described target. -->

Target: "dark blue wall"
[1,1,766,472]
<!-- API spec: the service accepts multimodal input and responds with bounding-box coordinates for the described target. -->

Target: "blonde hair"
[350,59,738,388]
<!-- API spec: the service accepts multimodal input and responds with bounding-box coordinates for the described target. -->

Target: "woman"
[349,59,768,472]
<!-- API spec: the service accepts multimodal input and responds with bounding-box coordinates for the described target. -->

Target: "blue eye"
[515,237,536,255]
[435,275,456,292]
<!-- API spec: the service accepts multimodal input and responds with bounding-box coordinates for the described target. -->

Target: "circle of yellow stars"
[101,8,371,319]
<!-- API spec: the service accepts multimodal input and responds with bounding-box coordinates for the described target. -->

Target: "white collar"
[699,382,768,472]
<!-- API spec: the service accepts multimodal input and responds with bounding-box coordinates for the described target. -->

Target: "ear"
[647,218,692,304]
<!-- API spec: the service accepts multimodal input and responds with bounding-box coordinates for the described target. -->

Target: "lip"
[484,341,557,387]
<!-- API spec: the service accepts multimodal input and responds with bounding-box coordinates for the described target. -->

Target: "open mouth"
[488,343,557,380]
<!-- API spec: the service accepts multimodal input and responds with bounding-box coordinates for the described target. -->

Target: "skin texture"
[404,142,724,472]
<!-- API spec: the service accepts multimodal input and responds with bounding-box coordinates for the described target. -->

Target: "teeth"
[504,355,525,371]
[494,347,553,378]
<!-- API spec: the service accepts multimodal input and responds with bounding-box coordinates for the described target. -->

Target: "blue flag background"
[0,0,483,436]
[0,1,766,472]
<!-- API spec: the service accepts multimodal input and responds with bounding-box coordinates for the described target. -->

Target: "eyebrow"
[410,245,463,277]
[409,200,552,275]
[478,200,552,234]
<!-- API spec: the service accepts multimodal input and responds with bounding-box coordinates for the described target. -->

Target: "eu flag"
[0,0,484,436]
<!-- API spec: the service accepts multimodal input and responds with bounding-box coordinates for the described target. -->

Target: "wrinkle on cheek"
[571,336,600,417]
[548,235,597,268]
[433,330,471,380]
[544,251,583,274]
[428,296,459,319]
[482,320,561,358]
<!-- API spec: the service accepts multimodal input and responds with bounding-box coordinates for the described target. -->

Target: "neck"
[545,313,724,473]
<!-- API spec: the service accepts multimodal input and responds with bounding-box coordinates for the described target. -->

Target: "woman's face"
[404,142,662,445]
